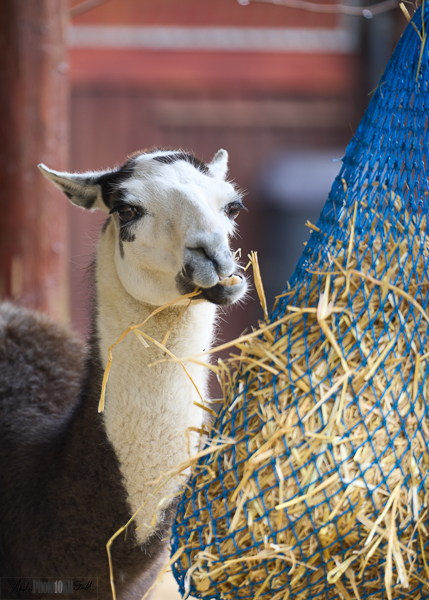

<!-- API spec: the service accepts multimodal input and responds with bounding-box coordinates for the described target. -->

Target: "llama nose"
[187,244,234,276]
[185,232,235,284]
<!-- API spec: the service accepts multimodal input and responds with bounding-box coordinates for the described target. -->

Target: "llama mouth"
[176,271,246,305]
[199,273,246,305]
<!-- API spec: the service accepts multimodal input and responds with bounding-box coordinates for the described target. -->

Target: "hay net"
[171,5,429,600]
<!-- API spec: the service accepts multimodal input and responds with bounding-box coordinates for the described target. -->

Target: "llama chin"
[0,148,247,600]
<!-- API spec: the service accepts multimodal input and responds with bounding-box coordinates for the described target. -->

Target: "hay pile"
[172,191,429,600]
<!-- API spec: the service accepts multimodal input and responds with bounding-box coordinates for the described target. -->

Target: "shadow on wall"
[257,148,344,311]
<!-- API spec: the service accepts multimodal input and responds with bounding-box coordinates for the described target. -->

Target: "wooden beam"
[0,0,69,321]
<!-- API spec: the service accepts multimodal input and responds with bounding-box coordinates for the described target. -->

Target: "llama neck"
[94,229,216,544]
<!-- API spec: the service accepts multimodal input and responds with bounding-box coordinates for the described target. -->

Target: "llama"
[0,148,247,600]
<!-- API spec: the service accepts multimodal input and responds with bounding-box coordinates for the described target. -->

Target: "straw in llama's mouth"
[175,268,246,305]
[198,272,246,305]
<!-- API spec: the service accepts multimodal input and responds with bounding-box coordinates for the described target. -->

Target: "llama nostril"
[194,250,225,276]
[193,247,210,260]
[185,244,234,281]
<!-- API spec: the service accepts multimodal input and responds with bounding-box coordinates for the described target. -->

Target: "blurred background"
[0,0,409,347]
[0,0,410,598]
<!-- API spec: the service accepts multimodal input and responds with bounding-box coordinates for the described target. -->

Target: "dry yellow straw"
[246,251,268,320]
[166,192,429,600]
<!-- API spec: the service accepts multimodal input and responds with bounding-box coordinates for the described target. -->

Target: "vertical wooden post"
[0,0,69,322]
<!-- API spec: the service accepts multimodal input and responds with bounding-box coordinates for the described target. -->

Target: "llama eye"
[117,207,137,223]
[226,202,244,220]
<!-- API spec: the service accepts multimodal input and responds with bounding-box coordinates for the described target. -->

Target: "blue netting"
[171,6,429,599]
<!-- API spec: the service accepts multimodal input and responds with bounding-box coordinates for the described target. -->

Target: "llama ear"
[207,149,229,180]
[38,164,112,212]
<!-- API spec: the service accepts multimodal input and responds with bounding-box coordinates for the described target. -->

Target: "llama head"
[39,149,247,306]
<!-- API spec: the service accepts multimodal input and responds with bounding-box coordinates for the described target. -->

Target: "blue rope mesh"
[171,6,429,599]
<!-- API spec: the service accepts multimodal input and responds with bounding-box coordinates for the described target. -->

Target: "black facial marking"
[97,160,135,210]
[110,188,128,207]
[119,227,136,243]
[119,238,124,259]
[64,191,73,200]
[176,272,199,296]
[153,152,209,175]
[101,217,111,235]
